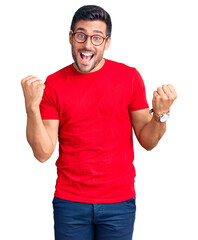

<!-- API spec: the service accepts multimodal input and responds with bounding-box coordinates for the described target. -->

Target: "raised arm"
[21,75,59,163]
[130,84,177,150]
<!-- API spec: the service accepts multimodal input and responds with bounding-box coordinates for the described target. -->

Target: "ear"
[69,30,73,45]
[104,36,111,50]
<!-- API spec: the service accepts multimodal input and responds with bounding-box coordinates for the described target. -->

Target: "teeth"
[81,52,93,56]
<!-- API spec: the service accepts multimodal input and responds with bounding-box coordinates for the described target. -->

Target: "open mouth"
[80,52,94,62]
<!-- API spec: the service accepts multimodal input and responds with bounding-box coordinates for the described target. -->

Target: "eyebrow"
[75,27,104,35]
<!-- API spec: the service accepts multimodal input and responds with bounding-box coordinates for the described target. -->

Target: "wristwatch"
[150,109,170,122]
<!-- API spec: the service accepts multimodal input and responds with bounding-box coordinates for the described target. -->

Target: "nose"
[84,36,92,48]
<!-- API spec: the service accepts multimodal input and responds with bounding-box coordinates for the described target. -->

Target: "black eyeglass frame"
[71,30,109,46]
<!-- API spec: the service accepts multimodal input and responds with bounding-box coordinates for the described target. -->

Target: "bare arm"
[130,109,166,150]
[26,108,59,162]
[130,84,177,151]
[21,75,59,163]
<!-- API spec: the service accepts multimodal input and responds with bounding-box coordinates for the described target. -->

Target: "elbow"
[143,145,156,151]
[27,136,55,163]
[38,158,48,163]
[139,140,158,151]
[138,135,162,151]
[32,144,55,163]
[33,152,52,163]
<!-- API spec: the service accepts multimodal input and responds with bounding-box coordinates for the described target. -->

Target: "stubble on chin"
[71,46,103,73]
[73,55,99,73]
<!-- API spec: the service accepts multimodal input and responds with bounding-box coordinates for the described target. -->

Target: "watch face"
[160,113,169,122]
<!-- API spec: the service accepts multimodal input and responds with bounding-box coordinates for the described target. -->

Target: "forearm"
[138,117,166,151]
[26,107,53,162]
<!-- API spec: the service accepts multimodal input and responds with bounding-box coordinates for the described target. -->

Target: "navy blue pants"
[52,196,136,240]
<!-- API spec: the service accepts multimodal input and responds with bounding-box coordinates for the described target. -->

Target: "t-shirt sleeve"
[128,68,149,112]
[39,77,59,120]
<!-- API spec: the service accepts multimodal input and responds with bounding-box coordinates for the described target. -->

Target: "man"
[21,5,177,240]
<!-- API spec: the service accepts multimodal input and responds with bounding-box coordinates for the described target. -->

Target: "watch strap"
[150,109,170,122]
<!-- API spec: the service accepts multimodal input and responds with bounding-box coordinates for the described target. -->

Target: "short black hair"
[70,5,112,38]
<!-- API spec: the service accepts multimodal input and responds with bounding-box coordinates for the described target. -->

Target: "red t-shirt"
[39,59,149,204]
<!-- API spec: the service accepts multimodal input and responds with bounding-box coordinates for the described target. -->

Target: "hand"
[152,84,177,115]
[21,75,45,113]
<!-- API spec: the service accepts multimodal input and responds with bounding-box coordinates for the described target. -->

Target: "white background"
[1,0,198,239]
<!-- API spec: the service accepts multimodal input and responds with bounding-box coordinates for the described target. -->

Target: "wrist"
[26,104,40,116]
[152,113,166,123]
[150,109,170,123]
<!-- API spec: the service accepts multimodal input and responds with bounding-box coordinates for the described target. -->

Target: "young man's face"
[69,20,111,73]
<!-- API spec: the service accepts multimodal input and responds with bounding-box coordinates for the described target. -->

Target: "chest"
[57,75,131,130]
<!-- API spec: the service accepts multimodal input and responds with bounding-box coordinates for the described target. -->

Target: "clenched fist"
[21,75,45,113]
[152,84,177,115]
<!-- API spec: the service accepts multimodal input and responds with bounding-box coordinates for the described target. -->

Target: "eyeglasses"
[71,30,109,46]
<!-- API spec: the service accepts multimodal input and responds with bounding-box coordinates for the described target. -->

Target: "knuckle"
[170,94,174,100]
[153,92,158,98]
[157,87,161,91]
[26,80,32,86]
[32,82,39,87]
[32,79,40,84]
[160,97,164,102]
[21,77,29,83]
[160,96,164,101]
[162,85,168,91]
[32,77,39,81]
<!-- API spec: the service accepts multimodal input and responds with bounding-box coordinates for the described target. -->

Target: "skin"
[69,20,111,73]
[21,20,177,162]
[131,84,177,150]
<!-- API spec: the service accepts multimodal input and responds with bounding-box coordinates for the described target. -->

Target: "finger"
[157,87,167,97]
[25,75,35,79]
[167,84,177,100]
[167,84,177,94]
[21,75,36,83]
[25,78,42,85]
[162,85,172,98]
[32,80,43,85]
[21,75,40,84]
[153,91,160,98]
[21,75,34,80]
[167,84,175,90]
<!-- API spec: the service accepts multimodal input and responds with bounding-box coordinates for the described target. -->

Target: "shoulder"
[105,59,142,85]
[106,59,137,75]
[45,64,72,85]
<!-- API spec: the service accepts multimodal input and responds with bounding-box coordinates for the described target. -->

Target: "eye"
[76,33,86,39]
[93,36,102,42]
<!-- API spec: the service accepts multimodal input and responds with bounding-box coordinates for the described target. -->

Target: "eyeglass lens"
[74,32,104,45]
